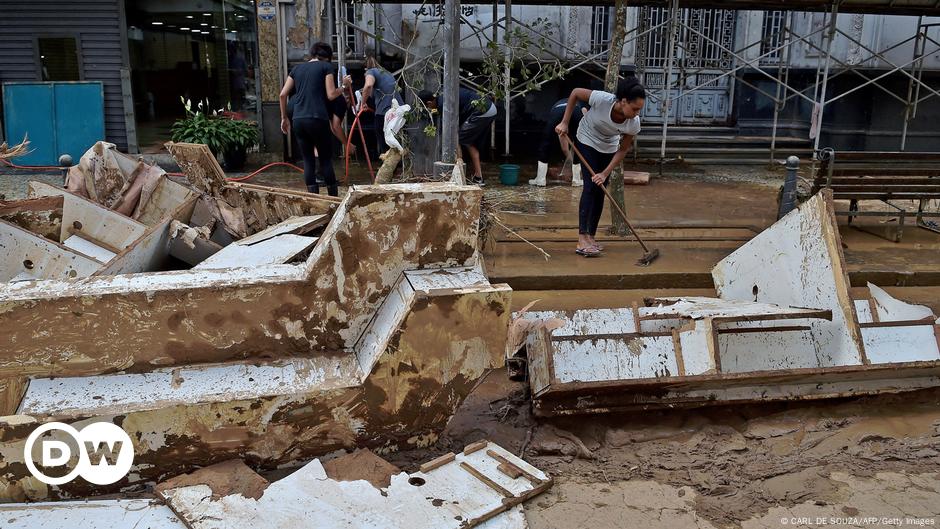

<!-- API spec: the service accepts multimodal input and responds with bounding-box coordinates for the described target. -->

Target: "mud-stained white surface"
[160,442,549,529]
[713,192,865,368]
[18,356,363,416]
[0,498,187,528]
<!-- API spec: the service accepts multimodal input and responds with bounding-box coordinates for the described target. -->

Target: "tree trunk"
[605,0,630,235]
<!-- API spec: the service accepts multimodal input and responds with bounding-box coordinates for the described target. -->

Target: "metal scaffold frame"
[332,1,940,163]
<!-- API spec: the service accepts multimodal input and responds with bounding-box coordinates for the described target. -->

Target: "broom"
[562,132,661,266]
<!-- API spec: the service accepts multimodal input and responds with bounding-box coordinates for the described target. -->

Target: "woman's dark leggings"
[292,117,337,196]
[576,138,614,236]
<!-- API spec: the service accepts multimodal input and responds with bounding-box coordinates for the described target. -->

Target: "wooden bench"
[813,148,940,241]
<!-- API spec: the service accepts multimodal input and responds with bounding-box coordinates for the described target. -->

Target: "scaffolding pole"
[441,0,461,163]
[812,2,840,154]
[659,0,680,167]
[769,11,792,166]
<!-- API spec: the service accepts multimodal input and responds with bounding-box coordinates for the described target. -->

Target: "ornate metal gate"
[636,7,736,125]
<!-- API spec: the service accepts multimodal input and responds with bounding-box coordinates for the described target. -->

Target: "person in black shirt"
[418,87,496,186]
[278,42,351,196]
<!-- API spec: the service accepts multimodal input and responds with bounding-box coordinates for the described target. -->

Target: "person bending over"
[531,98,588,187]
[418,88,497,186]
[555,78,645,257]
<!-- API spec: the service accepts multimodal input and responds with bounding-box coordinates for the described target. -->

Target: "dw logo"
[23,422,134,486]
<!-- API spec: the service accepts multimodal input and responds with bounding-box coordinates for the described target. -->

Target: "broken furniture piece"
[0,441,546,529]
[521,191,940,415]
[157,440,548,529]
[0,153,509,502]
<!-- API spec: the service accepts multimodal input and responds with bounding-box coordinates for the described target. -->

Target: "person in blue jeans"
[360,55,403,156]
[555,78,646,257]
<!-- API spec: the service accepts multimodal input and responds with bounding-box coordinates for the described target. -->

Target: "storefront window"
[125,0,259,153]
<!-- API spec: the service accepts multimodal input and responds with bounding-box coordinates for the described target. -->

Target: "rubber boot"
[528,161,548,186]
[571,164,583,187]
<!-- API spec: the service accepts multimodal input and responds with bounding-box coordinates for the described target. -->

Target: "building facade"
[1,1,937,157]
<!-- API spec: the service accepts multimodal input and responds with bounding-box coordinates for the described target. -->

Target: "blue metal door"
[2,81,105,165]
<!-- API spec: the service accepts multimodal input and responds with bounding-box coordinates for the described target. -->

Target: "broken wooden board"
[644,296,832,322]
[235,214,327,246]
[158,441,549,529]
[0,499,187,529]
[713,190,867,367]
[194,234,318,269]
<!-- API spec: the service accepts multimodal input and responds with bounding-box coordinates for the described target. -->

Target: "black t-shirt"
[289,61,333,121]
[436,88,494,124]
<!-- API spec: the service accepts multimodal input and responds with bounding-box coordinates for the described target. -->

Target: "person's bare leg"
[466,144,483,179]
[578,233,593,250]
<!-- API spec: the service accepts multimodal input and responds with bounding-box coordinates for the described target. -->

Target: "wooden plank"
[419,452,456,473]
[194,235,317,269]
[672,330,686,376]
[237,215,328,246]
[0,499,187,529]
[486,449,543,486]
[460,461,514,498]
[464,440,488,455]
[62,233,117,263]
[164,142,228,197]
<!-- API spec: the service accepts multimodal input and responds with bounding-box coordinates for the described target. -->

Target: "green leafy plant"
[171,98,258,155]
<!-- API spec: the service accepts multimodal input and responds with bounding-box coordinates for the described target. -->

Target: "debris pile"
[517,191,940,415]
[0,143,513,503]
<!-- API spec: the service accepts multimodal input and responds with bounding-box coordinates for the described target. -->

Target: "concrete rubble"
[518,191,940,416]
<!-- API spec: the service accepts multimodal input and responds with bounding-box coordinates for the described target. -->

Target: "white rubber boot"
[571,164,583,187]
[528,161,548,186]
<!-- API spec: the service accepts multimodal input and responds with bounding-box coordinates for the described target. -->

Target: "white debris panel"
[159,441,549,529]
[522,191,940,413]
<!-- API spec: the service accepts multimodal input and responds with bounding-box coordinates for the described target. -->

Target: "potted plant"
[171,98,258,171]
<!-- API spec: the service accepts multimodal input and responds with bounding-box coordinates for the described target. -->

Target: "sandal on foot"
[575,247,601,257]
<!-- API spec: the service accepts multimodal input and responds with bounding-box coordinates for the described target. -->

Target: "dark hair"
[311,42,333,60]
[615,78,645,102]
[417,90,436,104]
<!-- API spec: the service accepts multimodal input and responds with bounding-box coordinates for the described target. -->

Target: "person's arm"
[554,88,591,137]
[325,73,351,101]
[594,133,635,184]
[278,76,295,134]
[360,73,376,110]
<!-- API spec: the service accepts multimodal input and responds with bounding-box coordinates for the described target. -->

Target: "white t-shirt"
[576,90,641,154]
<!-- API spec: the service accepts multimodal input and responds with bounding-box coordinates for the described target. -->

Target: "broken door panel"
[524,191,940,415]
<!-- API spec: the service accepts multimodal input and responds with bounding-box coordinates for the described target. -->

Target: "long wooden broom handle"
[560,132,651,253]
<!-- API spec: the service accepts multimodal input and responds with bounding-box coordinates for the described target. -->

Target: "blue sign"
[258,1,275,21]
